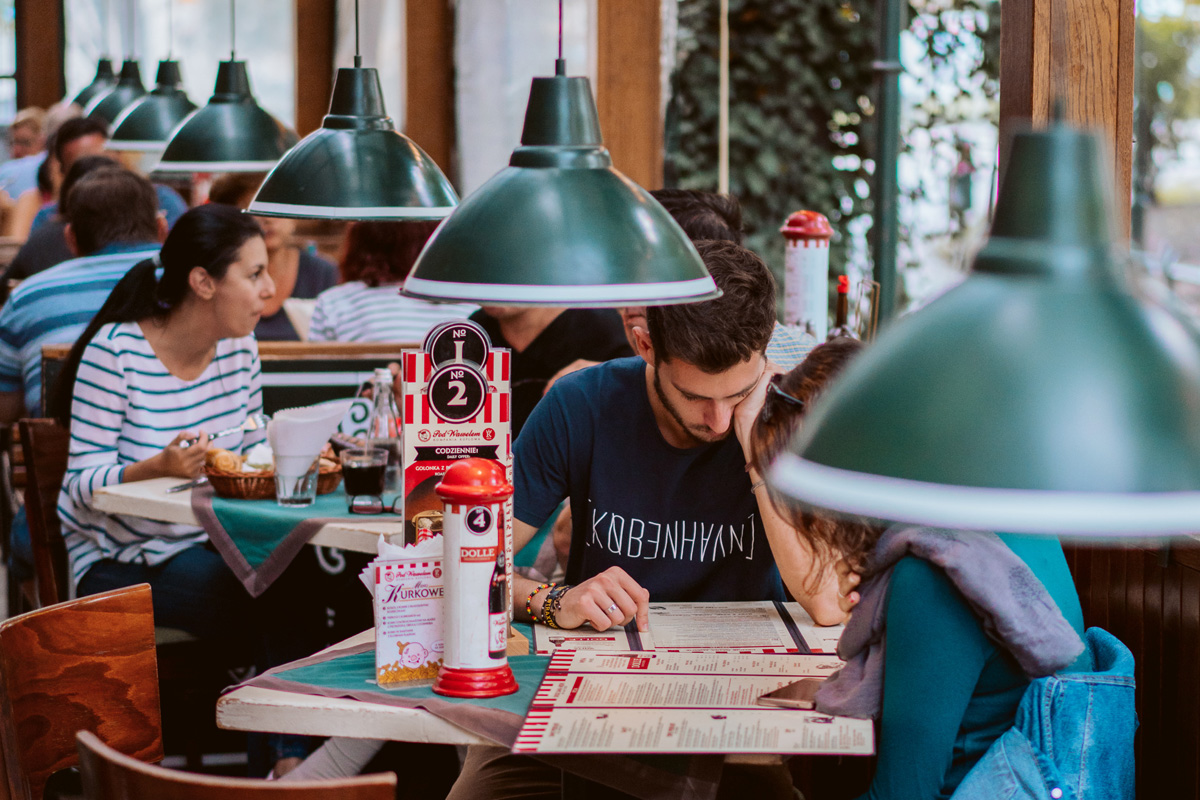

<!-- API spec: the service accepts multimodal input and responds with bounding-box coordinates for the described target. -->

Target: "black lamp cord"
[354,0,362,68]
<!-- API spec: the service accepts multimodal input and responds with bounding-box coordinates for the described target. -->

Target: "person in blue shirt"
[25,117,188,236]
[444,239,845,800]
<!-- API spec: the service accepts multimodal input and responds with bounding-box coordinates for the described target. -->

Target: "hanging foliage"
[665,0,878,275]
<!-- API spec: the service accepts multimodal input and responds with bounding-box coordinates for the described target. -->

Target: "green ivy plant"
[667,0,999,312]
[665,0,878,278]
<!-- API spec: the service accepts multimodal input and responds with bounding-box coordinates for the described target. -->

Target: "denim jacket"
[951,628,1136,800]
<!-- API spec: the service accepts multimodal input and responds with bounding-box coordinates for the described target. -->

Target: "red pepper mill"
[432,458,518,698]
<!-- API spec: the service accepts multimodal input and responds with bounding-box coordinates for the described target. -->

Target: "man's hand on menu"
[157,431,210,478]
[733,360,784,462]
[558,567,650,632]
[835,558,862,615]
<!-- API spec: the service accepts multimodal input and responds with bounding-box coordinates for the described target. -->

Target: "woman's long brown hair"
[750,338,883,575]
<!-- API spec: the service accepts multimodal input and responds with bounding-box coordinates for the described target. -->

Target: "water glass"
[275,459,319,507]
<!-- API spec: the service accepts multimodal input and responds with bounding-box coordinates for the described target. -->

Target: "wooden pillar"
[15,0,64,109]
[999,0,1136,237]
[596,1,663,190]
[295,0,336,136]
[406,0,456,182]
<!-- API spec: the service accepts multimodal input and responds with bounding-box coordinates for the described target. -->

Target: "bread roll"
[205,449,242,472]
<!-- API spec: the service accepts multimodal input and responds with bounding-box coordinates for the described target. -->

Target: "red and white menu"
[512,650,873,756]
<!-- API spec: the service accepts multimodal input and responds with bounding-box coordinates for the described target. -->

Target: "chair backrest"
[76,730,397,800]
[18,418,71,608]
[0,584,162,800]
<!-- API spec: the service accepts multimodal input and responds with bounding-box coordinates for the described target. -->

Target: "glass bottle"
[367,367,403,495]
[488,548,508,659]
[827,275,858,340]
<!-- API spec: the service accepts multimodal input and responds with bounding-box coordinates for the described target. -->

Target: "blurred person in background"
[25,117,188,237]
[308,220,476,343]
[0,107,47,203]
[3,154,119,283]
[5,101,84,240]
[208,172,337,340]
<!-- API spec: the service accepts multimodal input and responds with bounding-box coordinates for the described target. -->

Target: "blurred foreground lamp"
[403,0,715,307]
[248,1,456,219]
[156,0,296,173]
[109,60,197,151]
[769,121,1200,537]
[73,58,116,109]
[85,59,146,124]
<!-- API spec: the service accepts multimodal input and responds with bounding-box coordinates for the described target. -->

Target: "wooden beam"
[295,0,336,136]
[406,0,455,183]
[15,0,64,109]
[596,0,663,189]
[999,0,1135,238]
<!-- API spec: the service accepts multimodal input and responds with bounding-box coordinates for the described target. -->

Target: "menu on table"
[512,650,872,755]
[531,601,844,655]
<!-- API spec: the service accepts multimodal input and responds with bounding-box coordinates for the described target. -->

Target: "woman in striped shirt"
[308,220,477,344]
[51,204,273,633]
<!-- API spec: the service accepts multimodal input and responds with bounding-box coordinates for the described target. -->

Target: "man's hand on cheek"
[555,567,650,632]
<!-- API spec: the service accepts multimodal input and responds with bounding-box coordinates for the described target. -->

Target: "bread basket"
[205,459,343,501]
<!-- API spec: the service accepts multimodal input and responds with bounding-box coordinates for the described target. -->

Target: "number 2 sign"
[427,362,489,423]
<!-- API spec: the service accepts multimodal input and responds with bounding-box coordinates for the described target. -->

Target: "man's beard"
[653,368,730,445]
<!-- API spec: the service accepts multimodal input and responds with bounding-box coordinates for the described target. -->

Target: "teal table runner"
[192,484,399,597]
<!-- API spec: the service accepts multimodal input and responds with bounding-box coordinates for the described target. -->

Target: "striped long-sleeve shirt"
[59,321,266,587]
[307,281,478,344]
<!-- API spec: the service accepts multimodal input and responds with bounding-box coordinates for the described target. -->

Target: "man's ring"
[606,603,619,614]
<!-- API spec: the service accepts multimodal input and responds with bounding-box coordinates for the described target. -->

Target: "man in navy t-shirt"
[513,239,815,633]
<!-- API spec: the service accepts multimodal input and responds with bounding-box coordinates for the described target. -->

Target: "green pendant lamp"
[769,119,1200,537]
[402,2,716,307]
[109,60,197,151]
[72,58,117,108]
[84,59,146,123]
[248,0,456,219]
[156,0,296,173]
[110,5,197,152]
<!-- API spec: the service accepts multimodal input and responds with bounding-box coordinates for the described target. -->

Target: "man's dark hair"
[650,189,744,245]
[65,166,158,255]
[646,239,775,372]
[52,117,109,165]
[59,154,119,219]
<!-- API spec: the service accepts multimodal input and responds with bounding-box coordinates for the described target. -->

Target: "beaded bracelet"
[525,582,555,623]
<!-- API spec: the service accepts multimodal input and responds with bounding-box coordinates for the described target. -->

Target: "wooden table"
[216,628,520,745]
[92,477,402,554]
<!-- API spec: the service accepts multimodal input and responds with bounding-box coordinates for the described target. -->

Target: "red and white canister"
[431,458,518,698]
[781,210,834,341]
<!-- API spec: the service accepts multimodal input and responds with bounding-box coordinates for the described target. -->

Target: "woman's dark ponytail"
[49,204,264,427]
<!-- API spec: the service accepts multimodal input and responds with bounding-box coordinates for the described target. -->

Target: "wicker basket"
[205,459,343,501]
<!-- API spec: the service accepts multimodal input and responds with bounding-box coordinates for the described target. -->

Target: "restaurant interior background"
[5,0,1200,797]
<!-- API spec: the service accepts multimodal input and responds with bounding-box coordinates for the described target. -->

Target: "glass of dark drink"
[341,448,388,513]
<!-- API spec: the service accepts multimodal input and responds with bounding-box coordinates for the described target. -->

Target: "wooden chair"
[17,418,70,609]
[0,584,163,800]
[76,730,397,800]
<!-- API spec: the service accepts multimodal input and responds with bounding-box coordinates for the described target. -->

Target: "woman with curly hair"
[749,339,1087,799]
[308,220,476,343]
